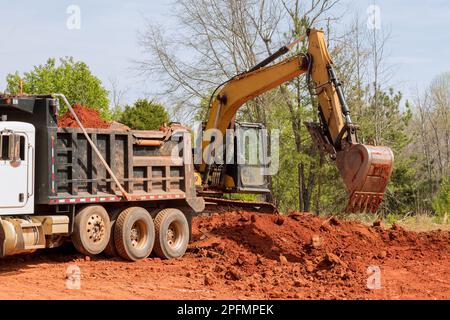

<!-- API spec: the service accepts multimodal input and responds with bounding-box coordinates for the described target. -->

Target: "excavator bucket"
[336,144,394,213]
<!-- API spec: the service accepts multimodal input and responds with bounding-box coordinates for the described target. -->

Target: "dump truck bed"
[46,127,194,205]
[0,95,202,212]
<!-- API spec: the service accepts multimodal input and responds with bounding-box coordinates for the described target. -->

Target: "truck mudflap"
[186,197,206,213]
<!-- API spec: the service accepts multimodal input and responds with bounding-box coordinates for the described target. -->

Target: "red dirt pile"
[188,212,450,299]
[58,104,110,129]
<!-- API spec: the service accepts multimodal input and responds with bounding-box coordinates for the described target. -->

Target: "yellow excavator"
[196,28,394,213]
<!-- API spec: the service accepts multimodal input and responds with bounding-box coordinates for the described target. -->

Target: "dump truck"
[0,29,393,261]
[0,94,205,260]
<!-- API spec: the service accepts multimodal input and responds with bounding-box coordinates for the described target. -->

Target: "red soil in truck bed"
[0,211,448,300]
[58,104,110,129]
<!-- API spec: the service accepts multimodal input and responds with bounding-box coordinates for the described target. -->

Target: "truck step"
[20,222,42,228]
[24,244,46,250]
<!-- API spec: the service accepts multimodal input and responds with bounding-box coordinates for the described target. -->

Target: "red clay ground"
[0,211,448,300]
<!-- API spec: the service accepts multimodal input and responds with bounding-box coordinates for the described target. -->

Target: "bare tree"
[279,0,342,212]
[137,0,286,123]
[403,73,450,213]
[367,21,394,146]
[413,73,450,181]
[109,77,128,111]
[429,73,450,178]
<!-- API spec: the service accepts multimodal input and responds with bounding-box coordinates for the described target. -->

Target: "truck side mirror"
[8,134,21,168]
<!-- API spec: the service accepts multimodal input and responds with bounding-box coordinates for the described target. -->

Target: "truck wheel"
[72,205,111,256]
[154,208,189,259]
[114,207,155,261]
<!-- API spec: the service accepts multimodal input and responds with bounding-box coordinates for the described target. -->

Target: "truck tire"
[72,205,111,256]
[154,208,189,259]
[114,207,155,261]
[103,208,121,257]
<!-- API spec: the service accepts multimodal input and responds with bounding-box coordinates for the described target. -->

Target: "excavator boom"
[198,53,309,176]
[200,28,394,213]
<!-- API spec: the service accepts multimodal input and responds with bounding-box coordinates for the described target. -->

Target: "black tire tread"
[153,208,188,259]
[72,215,90,256]
[153,208,174,259]
[113,207,134,260]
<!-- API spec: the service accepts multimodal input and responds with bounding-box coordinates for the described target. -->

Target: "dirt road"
[0,212,449,300]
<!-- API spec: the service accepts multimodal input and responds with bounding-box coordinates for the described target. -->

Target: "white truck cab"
[0,120,35,216]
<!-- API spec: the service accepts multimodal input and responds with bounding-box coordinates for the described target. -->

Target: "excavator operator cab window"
[233,123,270,193]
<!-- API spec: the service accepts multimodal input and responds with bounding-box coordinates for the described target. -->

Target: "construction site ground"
[0,211,449,300]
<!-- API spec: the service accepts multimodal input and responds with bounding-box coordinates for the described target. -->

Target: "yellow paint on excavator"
[199,28,394,213]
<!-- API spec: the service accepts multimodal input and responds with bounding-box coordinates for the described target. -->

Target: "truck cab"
[0,120,35,215]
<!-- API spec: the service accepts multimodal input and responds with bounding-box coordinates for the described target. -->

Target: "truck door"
[0,132,29,208]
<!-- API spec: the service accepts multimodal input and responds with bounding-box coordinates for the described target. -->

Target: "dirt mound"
[188,212,450,299]
[58,104,110,129]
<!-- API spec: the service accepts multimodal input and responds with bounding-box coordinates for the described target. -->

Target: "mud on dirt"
[0,212,449,300]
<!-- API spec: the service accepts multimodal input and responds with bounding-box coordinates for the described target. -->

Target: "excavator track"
[200,197,278,216]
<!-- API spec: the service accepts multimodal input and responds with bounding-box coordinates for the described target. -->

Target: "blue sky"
[0,0,448,108]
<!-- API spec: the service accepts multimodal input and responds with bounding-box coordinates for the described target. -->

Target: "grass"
[331,212,450,232]
[395,213,450,232]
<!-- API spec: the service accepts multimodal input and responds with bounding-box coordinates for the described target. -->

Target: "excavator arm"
[199,46,310,178]
[199,28,394,213]
[305,29,394,213]
[202,54,309,139]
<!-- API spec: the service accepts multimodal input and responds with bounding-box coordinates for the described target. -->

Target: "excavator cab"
[230,122,271,193]
[202,122,271,194]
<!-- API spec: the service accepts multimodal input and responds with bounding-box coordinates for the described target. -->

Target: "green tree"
[6,57,110,118]
[119,99,170,130]
[433,178,450,218]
